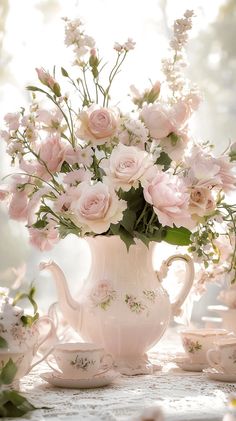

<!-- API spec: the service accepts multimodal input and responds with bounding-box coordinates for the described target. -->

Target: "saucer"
[172,353,208,372]
[40,370,119,389]
[203,368,236,383]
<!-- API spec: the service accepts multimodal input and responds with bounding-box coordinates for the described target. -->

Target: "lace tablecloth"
[11,330,236,421]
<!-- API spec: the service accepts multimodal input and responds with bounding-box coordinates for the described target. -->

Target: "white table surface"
[9,329,236,421]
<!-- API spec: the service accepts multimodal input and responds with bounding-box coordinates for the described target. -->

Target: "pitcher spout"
[39,260,81,332]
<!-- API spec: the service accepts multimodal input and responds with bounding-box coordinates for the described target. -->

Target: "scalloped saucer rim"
[203,367,236,383]
[171,353,208,372]
[40,370,119,389]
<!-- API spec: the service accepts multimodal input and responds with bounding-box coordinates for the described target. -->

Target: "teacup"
[46,342,113,379]
[180,328,230,363]
[207,337,236,373]
[0,316,55,383]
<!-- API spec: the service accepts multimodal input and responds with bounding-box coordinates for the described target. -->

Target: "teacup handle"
[46,354,62,375]
[207,348,221,369]
[157,254,194,316]
[94,353,114,377]
[28,316,56,372]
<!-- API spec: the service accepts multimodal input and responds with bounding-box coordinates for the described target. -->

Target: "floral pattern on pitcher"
[70,356,96,371]
[125,294,147,314]
[90,281,117,310]
[183,337,202,353]
[143,290,157,303]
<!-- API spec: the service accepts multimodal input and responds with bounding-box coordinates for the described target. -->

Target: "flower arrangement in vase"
[0,11,235,374]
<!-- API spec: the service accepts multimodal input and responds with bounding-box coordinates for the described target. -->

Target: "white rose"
[71,181,126,234]
[102,143,152,192]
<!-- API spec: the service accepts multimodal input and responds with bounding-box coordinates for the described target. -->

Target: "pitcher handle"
[157,254,194,316]
[28,316,55,372]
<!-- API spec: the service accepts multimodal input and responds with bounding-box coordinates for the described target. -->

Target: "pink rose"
[39,136,65,173]
[189,187,216,217]
[8,191,29,221]
[143,170,193,229]
[71,181,126,234]
[141,103,173,139]
[77,105,119,145]
[102,144,152,191]
[29,221,59,251]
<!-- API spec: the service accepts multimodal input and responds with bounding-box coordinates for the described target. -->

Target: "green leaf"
[26,85,46,94]
[110,223,120,236]
[119,227,135,251]
[134,231,150,248]
[120,186,144,212]
[60,161,71,173]
[59,224,80,239]
[0,390,37,417]
[0,359,17,385]
[0,337,8,349]
[164,226,191,246]
[121,209,136,234]
[61,67,69,77]
[155,151,172,171]
[32,219,48,229]
[21,312,39,327]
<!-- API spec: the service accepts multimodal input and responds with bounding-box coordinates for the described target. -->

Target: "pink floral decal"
[183,337,202,353]
[125,294,147,314]
[90,281,117,310]
[143,289,156,303]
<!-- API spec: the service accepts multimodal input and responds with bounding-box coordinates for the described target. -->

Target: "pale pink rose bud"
[36,68,61,97]
[4,113,20,131]
[90,48,97,57]
[8,191,28,221]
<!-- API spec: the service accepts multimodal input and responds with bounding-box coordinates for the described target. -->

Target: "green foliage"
[0,359,17,386]
[155,152,172,171]
[59,224,80,239]
[168,132,179,146]
[164,226,191,246]
[0,338,8,349]
[120,209,136,234]
[61,67,69,77]
[13,285,39,327]
[0,390,36,417]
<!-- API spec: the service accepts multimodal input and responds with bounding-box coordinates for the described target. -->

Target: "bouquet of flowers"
[0,11,235,285]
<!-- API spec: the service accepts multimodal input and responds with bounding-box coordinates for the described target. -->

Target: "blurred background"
[0,0,235,321]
